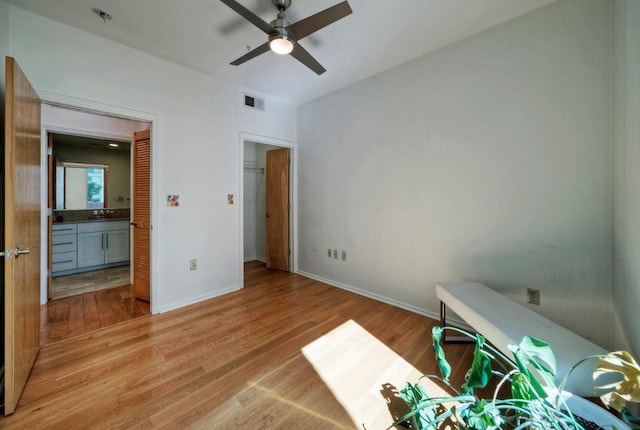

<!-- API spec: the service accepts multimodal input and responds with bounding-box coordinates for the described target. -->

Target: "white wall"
[243,141,258,261]
[0,0,8,358]
[297,0,614,347]
[41,104,147,136]
[613,0,640,359]
[0,0,8,124]
[6,5,296,313]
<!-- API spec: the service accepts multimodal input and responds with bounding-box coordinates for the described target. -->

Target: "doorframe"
[37,90,160,314]
[239,132,297,286]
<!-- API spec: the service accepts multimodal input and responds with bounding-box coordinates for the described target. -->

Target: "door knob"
[1,246,34,260]
[266,213,271,218]
[131,221,138,227]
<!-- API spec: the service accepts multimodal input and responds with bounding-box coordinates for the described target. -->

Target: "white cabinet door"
[105,230,129,263]
[77,232,105,268]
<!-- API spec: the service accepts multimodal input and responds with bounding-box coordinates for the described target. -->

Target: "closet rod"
[243,166,264,174]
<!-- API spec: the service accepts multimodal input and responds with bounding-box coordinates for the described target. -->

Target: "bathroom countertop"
[53,218,130,224]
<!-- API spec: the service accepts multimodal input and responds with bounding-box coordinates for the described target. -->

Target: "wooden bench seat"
[436,282,609,397]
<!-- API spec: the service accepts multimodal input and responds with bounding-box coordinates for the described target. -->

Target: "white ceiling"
[7,0,556,105]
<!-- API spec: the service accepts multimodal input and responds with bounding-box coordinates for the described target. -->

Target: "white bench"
[435,282,609,397]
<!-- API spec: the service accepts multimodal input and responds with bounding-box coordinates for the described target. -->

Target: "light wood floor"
[3,261,476,429]
[51,265,131,299]
[41,283,151,345]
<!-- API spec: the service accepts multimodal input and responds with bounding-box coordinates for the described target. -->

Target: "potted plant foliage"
[385,326,640,430]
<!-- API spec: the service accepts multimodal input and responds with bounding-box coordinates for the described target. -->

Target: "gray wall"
[298,0,615,348]
[613,0,640,358]
[0,0,8,398]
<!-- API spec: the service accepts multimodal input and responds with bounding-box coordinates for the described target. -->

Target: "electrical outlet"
[341,250,347,261]
[333,249,338,259]
[527,288,540,305]
[190,259,197,271]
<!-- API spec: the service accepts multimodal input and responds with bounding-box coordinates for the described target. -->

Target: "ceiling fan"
[220,0,353,75]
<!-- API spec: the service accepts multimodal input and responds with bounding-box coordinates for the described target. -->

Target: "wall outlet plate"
[190,259,197,271]
[527,288,540,305]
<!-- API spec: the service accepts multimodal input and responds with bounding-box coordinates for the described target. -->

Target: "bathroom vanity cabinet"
[52,220,130,276]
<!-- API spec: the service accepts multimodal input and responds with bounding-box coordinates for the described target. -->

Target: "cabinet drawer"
[52,233,77,253]
[52,223,77,235]
[52,251,77,272]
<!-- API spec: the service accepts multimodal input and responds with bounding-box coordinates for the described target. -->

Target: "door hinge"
[288,249,291,256]
[47,268,52,277]
[47,208,52,216]
[47,147,53,155]
[287,158,290,165]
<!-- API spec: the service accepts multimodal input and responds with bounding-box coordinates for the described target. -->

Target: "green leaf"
[398,382,437,429]
[511,372,534,404]
[399,382,429,407]
[462,335,492,393]
[460,399,504,429]
[432,326,452,382]
[622,406,640,426]
[508,336,557,398]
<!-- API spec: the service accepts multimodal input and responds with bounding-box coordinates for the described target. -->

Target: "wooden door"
[4,56,41,415]
[265,148,289,271]
[132,129,151,301]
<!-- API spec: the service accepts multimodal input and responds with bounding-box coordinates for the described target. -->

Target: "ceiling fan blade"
[219,0,274,35]
[230,42,271,65]
[220,0,274,35]
[288,1,352,41]
[290,44,326,75]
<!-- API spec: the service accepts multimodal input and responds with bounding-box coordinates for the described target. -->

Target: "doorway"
[240,133,296,285]
[40,101,156,342]
[49,132,132,299]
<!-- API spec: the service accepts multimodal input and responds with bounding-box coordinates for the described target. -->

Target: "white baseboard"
[295,270,475,332]
[158,285,242,313]
[295,270,442,320]
[244,257,267,263]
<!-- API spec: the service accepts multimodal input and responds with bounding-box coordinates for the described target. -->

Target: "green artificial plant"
[387,326,640,430]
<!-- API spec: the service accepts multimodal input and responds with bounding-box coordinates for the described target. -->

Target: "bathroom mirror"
[52,133,131,210]
[56,162,109,210]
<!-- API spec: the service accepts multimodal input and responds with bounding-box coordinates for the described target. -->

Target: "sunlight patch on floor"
[247,382,355,429]
[302,319,451,430]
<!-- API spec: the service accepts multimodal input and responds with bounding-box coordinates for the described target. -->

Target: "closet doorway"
[242,134,295,283]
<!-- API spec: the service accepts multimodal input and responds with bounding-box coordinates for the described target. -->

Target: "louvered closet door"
[132,129,151,302]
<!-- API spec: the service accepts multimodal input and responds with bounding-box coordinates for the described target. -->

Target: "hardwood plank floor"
[41,284,151,345]
[3,261,475,429]
[51,265,131,299]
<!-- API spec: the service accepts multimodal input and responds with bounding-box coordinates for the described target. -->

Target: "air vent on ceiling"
[243,94,265,111]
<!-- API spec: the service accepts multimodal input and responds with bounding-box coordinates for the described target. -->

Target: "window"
[59,163,109,209]
[87,167,105,207]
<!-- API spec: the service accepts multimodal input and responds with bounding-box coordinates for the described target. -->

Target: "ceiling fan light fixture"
[269,34,294,55]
